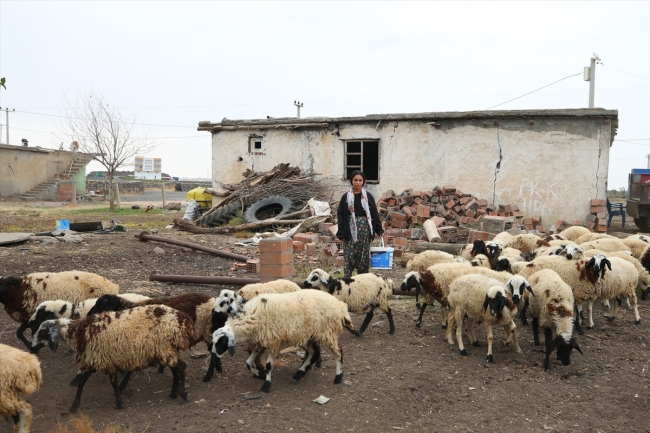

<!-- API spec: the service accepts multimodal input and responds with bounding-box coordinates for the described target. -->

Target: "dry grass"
[53,415,149,433]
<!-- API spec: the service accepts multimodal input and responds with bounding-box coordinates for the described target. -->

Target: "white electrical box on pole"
[583,54,600,108]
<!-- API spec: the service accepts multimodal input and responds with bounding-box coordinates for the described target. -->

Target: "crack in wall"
[595,129,602,198]
[493,125,502,205]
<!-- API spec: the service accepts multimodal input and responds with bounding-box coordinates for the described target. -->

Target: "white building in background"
[134,156,162,180]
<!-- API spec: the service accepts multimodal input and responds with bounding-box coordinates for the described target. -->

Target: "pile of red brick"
[586,198,608,233]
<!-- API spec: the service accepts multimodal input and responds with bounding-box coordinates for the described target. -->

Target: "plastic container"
[55,219,70,230]
[370,238,394,270]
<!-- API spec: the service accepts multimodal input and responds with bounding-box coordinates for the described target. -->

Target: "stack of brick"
[258,237,294,283]
[588,199,608,233]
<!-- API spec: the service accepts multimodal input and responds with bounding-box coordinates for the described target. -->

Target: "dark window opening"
[345,140,379,183]
[248,136,263,154]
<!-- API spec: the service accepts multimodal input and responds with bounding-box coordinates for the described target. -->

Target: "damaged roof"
[197,107,619,144]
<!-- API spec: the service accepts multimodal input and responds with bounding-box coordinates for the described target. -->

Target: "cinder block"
[259,237,293,253]
[482,216,506,234]
[259,252,293,265]
[292,241,304,251]
[306,243,317,256]
[246,259,260,273]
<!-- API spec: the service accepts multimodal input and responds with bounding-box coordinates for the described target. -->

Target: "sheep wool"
[33,305,193,412]
[237,279,301,301]
[524,269,582,371]
[405,250,459,273]
[593,256,641,325]
[509,234,550,254]
[573,232,612,245]
[621,238,649,260]
[0,343,42,433]
[212,290,354,393]
[579,238,630,254]
[559,226,592,242]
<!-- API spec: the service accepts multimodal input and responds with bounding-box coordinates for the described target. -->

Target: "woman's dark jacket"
[335,191,384,241]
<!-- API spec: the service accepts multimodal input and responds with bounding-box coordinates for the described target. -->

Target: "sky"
[0,1,648,188]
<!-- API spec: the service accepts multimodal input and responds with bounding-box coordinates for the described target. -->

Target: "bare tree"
[61,89,156,209]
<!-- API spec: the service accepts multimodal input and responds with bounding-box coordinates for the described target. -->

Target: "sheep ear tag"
[48,326,59,352]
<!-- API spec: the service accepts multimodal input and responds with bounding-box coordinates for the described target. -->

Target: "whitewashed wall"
[211,117,611,223]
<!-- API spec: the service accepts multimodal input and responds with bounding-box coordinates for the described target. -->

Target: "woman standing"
[336,171,384,277]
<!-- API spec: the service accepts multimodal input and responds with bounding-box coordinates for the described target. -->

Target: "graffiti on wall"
[516,178,559,215]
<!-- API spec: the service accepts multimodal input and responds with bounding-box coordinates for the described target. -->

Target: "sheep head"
[550,333,583,367]
[27,300,68,335]
[585,254,612,282]
[505,276,533,305]
[86,294,123,316]
[485,241,503,259]
[494,258,513,273]
[32,319,69,353]
[213,290,241,317]
[470,240,488,257]
[303,269,331,291]
[212,325,236,357]
[564,245,584,260]
[483,287,509,318]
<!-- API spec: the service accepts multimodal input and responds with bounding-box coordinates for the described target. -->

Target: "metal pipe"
[135,231,250,262]
[149,272,306,288]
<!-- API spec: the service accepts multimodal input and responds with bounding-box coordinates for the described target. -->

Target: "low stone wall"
[86,181,145,195]
[174,181,212,192]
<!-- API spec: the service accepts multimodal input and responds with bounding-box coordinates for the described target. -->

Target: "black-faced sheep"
[86,292,223,383]
[0,343,42,433]
[32,305,193,412]
[0,271,119,349]
[446,275,522,363]
[460,240,489,261]
[303,269,395,334]
[212,290,356,394]
[524,269,583,371]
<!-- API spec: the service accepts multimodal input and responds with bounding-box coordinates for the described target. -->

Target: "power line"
[12,110,194,128]
[614,139,650,145]
[600,64,650,81]
[485,72,582,110]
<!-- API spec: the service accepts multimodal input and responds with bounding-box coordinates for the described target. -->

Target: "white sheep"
[237,279,301,302]
[574,232,612,245]
[500,247,526,261]
[584,249,650,300]
[211,289,356,394]
[399,263,512,329]
[509,234,550,255]
[446,275,523,363]
[626,234,650,243]
[0,343,42,433]
[579,238,630,254]
[523,270,583,371]
[591,256,641,325]
[470,253,492,268]
[621,238,649,259]
[517,255,611,333]
[303,269,394,334]
[0,271,119,349]
[560,226,592,242]
[405,250,460,273]
[32,304,194,412]
[545,234,568,241]
[492,231,514,247]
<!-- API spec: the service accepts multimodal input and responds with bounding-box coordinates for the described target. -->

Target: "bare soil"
[0,203,649,433]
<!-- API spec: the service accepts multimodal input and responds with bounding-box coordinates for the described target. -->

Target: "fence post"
[161,182,167,208]
[115,183,121,208]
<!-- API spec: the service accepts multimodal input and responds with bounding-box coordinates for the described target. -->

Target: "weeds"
[228,210,245,226]
[53,414,149,433]
[234,230,255,238]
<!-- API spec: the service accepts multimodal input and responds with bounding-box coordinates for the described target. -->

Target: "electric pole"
[0,107,14,145]
[583,54,600,108]
[294,100,303,119]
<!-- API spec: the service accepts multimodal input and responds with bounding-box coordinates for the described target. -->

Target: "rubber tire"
[196,201,243,227]
[635,217,650,232]
[244,196,294,223]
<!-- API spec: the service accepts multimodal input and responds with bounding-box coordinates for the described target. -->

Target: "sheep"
[493,257,515,273]
[584,249,650,300]
[303,269,395,334]
[446,275,523,363]
[86,292,223,383]
[548,239,578,247]
[537,244,585,259]
[485,241,505,268]
[580,238,630,254]
[509,234,550,255]
[460,240,489,261]
[211,289,357,394]
[574,232,612,245]
[626,234,650,243]
[27,293,150,344]
[32,304,194,412]
[559,226,592,242]
[237,279,301,302]
[621,238,649,259]
[590,256,641,325]
[545,234,568,241]
[405,250,459,273]
[470,254,492,268]
[0,271,119,350]
[492,231,514,247]
[0,343,42,433]
[523,270,583,371]
[500,247,526,261]
[399,263,513,328]
[517,254,612,333]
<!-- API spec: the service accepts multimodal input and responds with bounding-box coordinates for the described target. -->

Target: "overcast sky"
[0,1,648,188]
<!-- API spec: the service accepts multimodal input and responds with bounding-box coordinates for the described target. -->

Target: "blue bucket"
[56,219,70,230]
[370,239,394,270]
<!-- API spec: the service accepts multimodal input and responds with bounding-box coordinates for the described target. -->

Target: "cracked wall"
[210,117,611,222]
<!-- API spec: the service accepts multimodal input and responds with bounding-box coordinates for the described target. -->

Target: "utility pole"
[0,107,15,145]
[294,100,303,119]
[583,54,600,108]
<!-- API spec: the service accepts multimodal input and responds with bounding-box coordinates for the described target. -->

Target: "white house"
[134,156,162,180]
[198,108,618,223]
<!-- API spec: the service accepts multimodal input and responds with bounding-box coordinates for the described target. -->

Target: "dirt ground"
[0,201,649,433]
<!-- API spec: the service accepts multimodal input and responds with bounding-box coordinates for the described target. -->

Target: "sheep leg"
[331,342,344,385]
[174,360,189,400]
[519,299,529,326]
[573,304,585,335]
[292,342,317,382]
[69,370,94,413]
[543,327,554,371]
[70,370,84,387]
[446,314,456,344]
[358,310,374,335]
[607,297,620,322]
[118,371,132,392]
[260,354,276,394]
[5,416,12,433]
[385,307,395,334]
[15,402,32,433]
[245,349,265,380]
[203,341,223,383]
[456,314,467,356]
[109,373,124,409]
[532,317,540,346]
[509,321,522,354]
[15,322,31,351]
[586,300,595,330]
[169,364,179,399]
[502,323,513,346]
[486,324,495,363]
[307,342,323,368]
[157,366,165,374]
[415,303,427,328]
[629,294,641,325]
[466,320,479,346]
[440,301,448,330]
